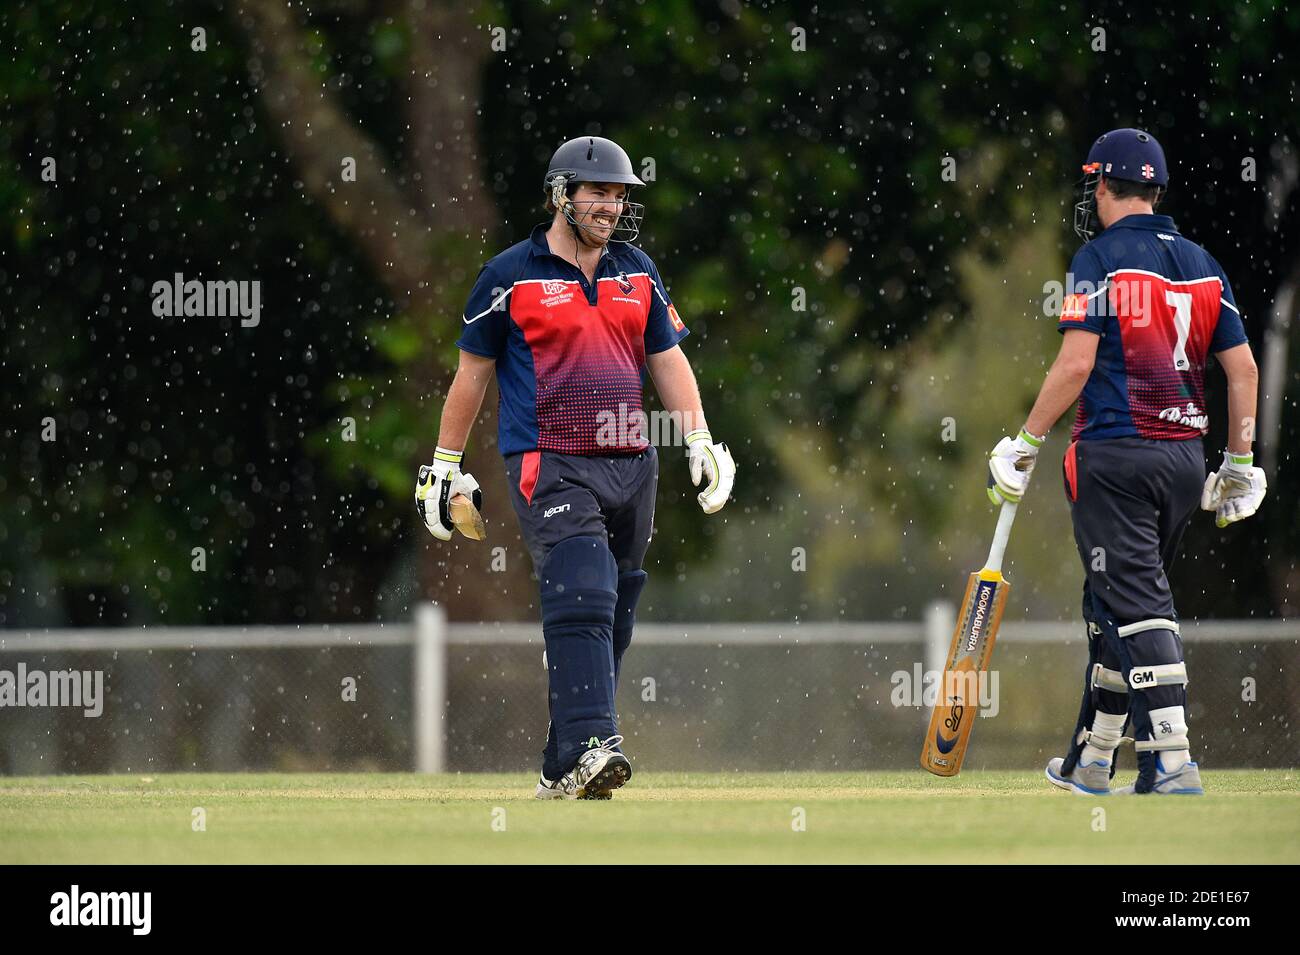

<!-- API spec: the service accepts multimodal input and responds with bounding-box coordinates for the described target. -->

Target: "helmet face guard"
[1073,161,1103,242]
[548,173,645,244]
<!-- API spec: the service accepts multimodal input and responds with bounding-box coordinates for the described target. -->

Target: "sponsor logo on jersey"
[612,296,642,306]
[539,280,575,308]
[543,503,571,519]
[1158,402,1209,430]
[668,303,685,332]
[1060,292,1089,322]
[1157,233,1175,241]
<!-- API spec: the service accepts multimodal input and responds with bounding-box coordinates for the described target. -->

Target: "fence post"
[414,602,447,773]
[924,600,956,721]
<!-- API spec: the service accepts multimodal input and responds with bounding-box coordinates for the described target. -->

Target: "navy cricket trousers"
[1063,436,1205,622]
[503,447,659,575]
[503,446,658,778]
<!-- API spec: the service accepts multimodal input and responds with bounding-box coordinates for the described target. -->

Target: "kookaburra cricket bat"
[920,499,1018,776]
[449,493,486,541]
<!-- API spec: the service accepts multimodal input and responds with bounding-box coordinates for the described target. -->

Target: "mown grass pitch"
[1,770,1296,864]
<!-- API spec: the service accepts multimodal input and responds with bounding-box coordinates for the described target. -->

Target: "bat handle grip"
[985,500,1018,574]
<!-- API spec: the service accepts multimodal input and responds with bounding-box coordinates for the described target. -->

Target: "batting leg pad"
[1140,705,1191,754]
[1061,613,1128,776]
[1111,615,1190,790]
[612,570,647,688]
[540,536,619,777]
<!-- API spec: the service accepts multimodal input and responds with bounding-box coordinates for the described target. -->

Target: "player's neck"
[544,220,605,274]
[1100,200,1155,230]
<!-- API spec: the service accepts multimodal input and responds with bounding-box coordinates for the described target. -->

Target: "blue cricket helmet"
[1073,128,1169,241]
[544,136,646,243]
[1085,128,1169,186]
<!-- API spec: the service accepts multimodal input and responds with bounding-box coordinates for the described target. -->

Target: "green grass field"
[1,770,1296,864]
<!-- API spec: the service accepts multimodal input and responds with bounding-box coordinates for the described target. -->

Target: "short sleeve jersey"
[456,224,689,456]
[1057,214,1248,441]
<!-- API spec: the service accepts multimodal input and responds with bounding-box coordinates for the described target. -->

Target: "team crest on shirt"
[616,271,636,294]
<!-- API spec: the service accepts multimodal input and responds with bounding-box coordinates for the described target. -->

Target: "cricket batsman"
[987,129,1266,795]
[414,136,736,799]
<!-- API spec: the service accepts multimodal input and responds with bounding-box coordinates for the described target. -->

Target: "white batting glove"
[686,429,735,514]
[415,447,481,541]
[1201,451,1266,528]
[987,428,1044,505]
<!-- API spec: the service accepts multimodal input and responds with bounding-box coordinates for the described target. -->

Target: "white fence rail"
[3,604,1297,772]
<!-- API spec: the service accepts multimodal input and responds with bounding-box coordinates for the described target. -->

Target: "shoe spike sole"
[581,757,631,799]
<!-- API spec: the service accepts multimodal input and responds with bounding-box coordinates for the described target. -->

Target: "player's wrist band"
[1018,428,1046,448]
[685,429,712,446]
[434,446,464,465]
[1226,450,1253,466]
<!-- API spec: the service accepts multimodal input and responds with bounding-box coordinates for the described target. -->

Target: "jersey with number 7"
[1057,213,1248,441]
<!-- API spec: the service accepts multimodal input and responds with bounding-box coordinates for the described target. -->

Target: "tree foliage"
[1,0,1296,626]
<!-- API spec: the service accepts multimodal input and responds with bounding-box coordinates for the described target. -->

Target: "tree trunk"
[230,0,538,621]
[231,0,438,312]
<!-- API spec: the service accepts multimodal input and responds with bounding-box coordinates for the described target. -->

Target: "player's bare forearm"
[646,345,708,437]
[1023,330,1100,437]
[435,350,495,452]
[1216,343,1259,455]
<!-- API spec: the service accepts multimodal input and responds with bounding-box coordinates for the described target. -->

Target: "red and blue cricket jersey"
[456,224,689,456]
[1057,214,1248,442]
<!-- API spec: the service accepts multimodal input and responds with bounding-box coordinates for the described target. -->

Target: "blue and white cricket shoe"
[535,770,581,800]
[534,736,631,800]
[1045,756,1113,795]
[573,735,631,799]
[1114,756,1204,795]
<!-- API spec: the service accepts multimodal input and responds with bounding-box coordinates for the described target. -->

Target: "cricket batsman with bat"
[414,136,736,799]
[987,129,1266,795]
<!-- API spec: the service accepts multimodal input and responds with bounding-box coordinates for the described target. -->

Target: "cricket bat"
[449,493,487,541]
[920,499,1018,776]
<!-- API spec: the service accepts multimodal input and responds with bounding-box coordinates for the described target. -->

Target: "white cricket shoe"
[574,735,632,799]
[533,736,631,800]
[1114,756,1204,795]
[1045,756,1113,795]
[534,770,581,800]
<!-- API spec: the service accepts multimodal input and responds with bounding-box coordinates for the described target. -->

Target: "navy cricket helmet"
[544,136,646,243]
[1073,128,1168,241]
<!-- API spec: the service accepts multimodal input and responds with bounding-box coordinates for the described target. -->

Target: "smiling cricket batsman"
[415,136,736,799]
[988,128,1266,796]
